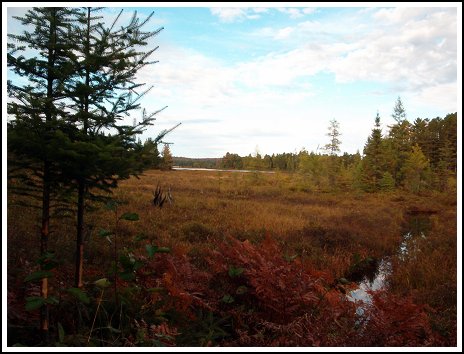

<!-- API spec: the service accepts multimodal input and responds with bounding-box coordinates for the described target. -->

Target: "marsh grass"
[7,168,457,345]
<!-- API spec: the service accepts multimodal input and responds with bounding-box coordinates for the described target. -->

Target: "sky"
[4,2,462,158]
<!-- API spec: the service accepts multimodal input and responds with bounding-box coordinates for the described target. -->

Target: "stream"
[346,213,432,314]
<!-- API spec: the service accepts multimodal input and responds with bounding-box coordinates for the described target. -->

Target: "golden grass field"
[7,168,458,344]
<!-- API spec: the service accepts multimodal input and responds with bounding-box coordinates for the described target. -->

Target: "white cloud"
[134,41,325,156]
[252,8,269,14]
[210,8,247,23]
[302,8,316,15]
[274,26,294,40]
[210,7,315,23]
[252,8,457,95]
[210,7,264,23]
[277,7,316,19]
[278,8,304,19]
[410,82,457,115]
[372,7,434,24]
[329,8,457,93]
[234,48,328,88]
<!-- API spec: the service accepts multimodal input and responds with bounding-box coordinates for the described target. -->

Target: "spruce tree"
[324,118,341,188]
[361,112,385,191]
[392,96,406,123]
[141,137,162,169]
[7,7,80,342]
[64,7,165,288]
[401,144,431,193]
[387,97,411,185]
[324,118,342,156]
[161,144,174,170]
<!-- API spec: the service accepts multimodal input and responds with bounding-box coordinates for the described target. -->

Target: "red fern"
[359,290,444,346]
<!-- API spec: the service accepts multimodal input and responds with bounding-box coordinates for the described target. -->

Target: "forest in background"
[169,109,457,195]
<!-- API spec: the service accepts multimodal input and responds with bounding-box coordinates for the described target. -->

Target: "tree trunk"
[39,8,58,343]
[75,181,85,288]
[74,6,91,289]
[40,161,50,343]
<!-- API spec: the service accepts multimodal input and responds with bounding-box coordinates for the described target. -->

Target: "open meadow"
[7,169,457,346]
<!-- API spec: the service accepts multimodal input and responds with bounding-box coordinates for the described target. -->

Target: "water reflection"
[347,259,392,314]
[398,214,431,261]
[347,213,431,314]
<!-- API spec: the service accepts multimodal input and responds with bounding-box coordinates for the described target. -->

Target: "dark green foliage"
[62,7,165,195]
[66,288,91,304]
[175,310,231,346]
[410,113,457,191]
[24,271,54,283]
[357,97,456,193]
[401,144,432,193]
[221,152,244,169]
[379,171,395,191]
[361,112,385,192]
[141,138,162,169]
[8,7,84,340]
[7,7,172,340]
[173,156,221,169]
[146,244,171,258]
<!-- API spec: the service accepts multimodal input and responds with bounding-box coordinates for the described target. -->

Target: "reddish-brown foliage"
[133,235,446,346]
[358,291,445,346]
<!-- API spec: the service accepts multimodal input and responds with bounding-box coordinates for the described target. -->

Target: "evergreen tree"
[161,144,174,170]
[299,152,330,191]
[324,118,341,188]
[141,137,162,169]
[387,97,411,185]
[324,118,342,156]
[8,6,169,294]
[401,144,431,194]
[379,172,395,191]
[411,117,430,157]
[392,96,406,123]
[439,113,457,174]
[63,7,165,288]
[409,113,456,191]
[221,152,243,169]
[7,7,81,341]
[263,154,273,170]
[361,112,385,191]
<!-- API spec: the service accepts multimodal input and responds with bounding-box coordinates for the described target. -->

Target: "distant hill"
[173,156,221,169]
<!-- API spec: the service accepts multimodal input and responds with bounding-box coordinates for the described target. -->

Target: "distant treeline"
[169,111,456,194]
[173,156,221,169]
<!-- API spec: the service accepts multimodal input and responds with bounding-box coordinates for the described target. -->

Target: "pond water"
[347,213,432,314]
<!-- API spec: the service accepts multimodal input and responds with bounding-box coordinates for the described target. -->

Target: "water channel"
[346,213,432,314]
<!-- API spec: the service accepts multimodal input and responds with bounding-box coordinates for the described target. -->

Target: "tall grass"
[7,168,457,345]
